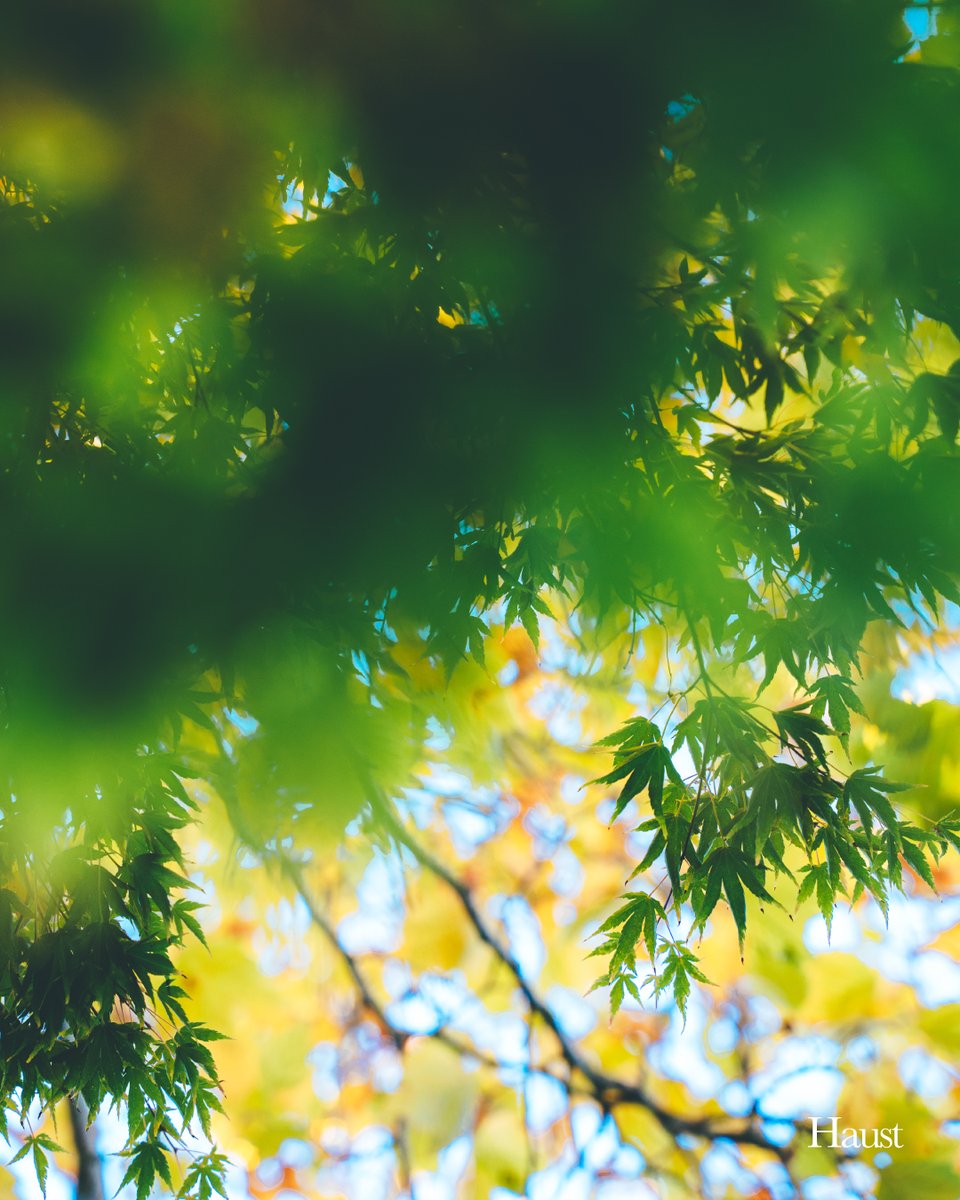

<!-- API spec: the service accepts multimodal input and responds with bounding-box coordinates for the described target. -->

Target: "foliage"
[1,1,960,1197]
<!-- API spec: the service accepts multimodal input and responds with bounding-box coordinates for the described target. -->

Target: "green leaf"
[844,768,905,833]
[11,1136,63,1200]
[797,865,817,907]
[815,866,836,938]
[720,860,747,951]
[901,839,937,892]
[772,705,829,766]
[694,864,724,927]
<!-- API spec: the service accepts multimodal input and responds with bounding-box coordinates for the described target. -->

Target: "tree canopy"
[2,2,960,1198]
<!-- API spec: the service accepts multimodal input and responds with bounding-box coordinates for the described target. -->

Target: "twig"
[363,787,795,1161]
[278,856,407,1051]
[215,740,795,1166]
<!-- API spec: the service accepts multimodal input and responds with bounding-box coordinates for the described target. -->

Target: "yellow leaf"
[404,880,469,970]
[918,1004,960,1058]
[381,1040,478,1162]
[473,1106,528,1194]
[437,306,464,329]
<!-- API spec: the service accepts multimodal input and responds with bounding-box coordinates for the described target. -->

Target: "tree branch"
[217,741,794,1168]
[360,787,795,1162]
[278,856,408,1050]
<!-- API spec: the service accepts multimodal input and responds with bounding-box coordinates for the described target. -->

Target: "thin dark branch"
[278,856,407,1051]
[279,853,512,1072]
[216,738,794,1166]
[363,787,795,1162]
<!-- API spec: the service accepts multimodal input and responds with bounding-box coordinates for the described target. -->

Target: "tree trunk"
[68,1098,104,1200]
